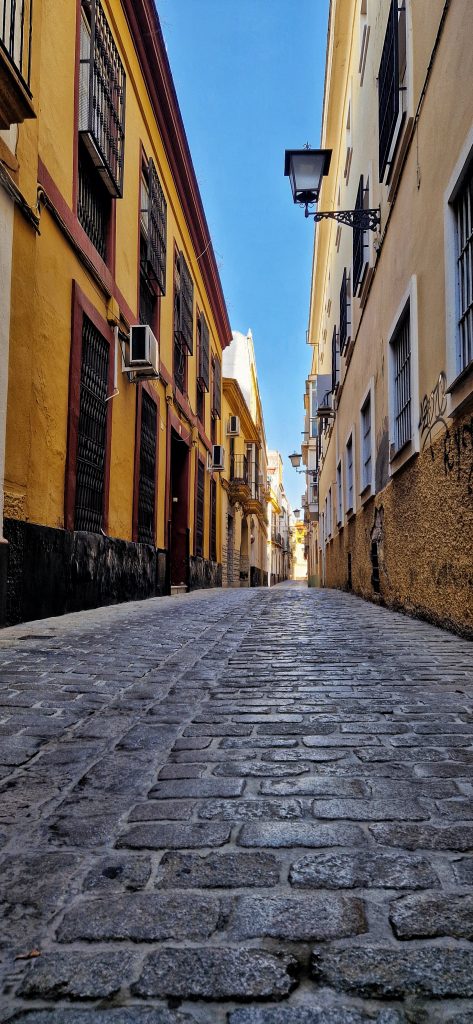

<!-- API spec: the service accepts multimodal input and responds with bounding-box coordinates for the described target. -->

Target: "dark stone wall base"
[0,540,8,627]
[189,556,222,591]
[3,519,167,626]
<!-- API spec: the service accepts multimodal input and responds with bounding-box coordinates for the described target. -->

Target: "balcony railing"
[1,0,33,90]
[230,454,248,485]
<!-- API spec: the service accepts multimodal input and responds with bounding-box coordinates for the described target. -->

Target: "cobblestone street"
[0,583,473,1023]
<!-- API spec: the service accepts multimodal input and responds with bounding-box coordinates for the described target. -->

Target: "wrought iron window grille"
[77,143,110,260]
[79,0,126,198]
[197,313,210,391]
[339,268,351,354]
[75,314,109,533]
[1,0,33,91]
[141,159,167,295]
[195,459,205,557]
[353,176,370,296]
[137,391,157,545]
[175,252,194,354]
[378,0,407,182]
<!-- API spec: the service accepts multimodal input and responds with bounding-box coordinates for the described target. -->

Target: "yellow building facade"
[305,0,473,636]
[221,330,268,587]
[1,0,231,624]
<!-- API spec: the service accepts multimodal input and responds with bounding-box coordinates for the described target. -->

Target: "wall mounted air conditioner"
[122,325,159,377]
[227,415,240,436]
[212,444,225,471]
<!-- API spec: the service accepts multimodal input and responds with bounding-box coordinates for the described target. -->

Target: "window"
[454,162,473,372]
[361,393,372,490]
[331,325,339,393]
[196,311,210,424]
[353,175,370,295]
[346,434,354,512]
[75,314,109,532]
[309,381,318,438]
[141,158,167,296]
[79,0,126,198]
[195,457,205,557]
[210,478,217,561]
[137,391,157,545]
[391,306,411,451]
[77,144,111,261]
[174,251,193,393]
[336,461,343,524]
[339,268,351,354]
[378,0,407,183]
[327,486,332,537]
[212,353,221,419]
[359,0,370,86]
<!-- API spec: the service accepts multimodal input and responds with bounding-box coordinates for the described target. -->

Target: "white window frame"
[359,0,370,87]
[345,429,355,514]
[444,122,473,412]
[336,459,343,526]
[327,486,332,538]
[387,275,419,475]
[359,377,375,497]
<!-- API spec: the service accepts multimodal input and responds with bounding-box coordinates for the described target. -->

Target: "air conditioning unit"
[123,325,159,376]
[212,444,225,471]
[227,415,240,436]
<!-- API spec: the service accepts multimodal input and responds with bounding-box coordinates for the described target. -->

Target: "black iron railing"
[78,145,109,261]
[75,314,109,533]
[1,0,33,91]
[195,459,205,557]
[79,0,126,198]
[353,175,368,296]
[331,324,339,393]
[137,391,157,545]
[173,334,186,395]
[339,267,350,354]
[230,454,248,484]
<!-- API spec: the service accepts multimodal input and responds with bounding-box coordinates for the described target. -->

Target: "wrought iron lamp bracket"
[305,205,381,231]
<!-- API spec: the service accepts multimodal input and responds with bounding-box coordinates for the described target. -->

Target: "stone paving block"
[82,855,151,891]
[289,850,439,889]
[5,1012,197,1024]
[221,737,299,748]
[116,822,232,849]
[157,763,207,780]
[17,951,137,999]
[311,946,473,998]
[238,822,367,848]
[198,798,313,821]
[228,1008,404,1024]
[212,762,311,777]
[436,800,473,819]
[132,947,298,999]
[149,778,244,798]
[389,892,473,939]
[310,798,428,821]
[128,800,195,821]
[369,823,473,850]
[227,893,367,941]
[183,724,253,736]
[260,777,369,797]
[260,749,351,763]
[173,737,213,750]
[58,892,220,941]
[453,857,473,884]
[156,850,281,888]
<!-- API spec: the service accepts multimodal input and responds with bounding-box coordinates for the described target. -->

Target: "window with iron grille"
[176,252,194,354]
[361,393,372,489]
[212,354,221,419]
[75,314,109,533]
[1,0,33,91]
[391,307,411,451]
[139,235,156,329]
[353,176,369,295]
[197,313,210,391]
[210,478,217,561]
[195,458,205,557]
[336,460,343,524]
[78,142,110,261]
[378,0,407,183]
[454,162,473,372]
[137,391,157,545]
[346,434,354,512]
[339,268,351,354]
[141,159,167,295]
[331,325,339,393]
[79,0,126,198]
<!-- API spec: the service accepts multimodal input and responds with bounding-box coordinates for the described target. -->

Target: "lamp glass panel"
[290,152,326,199]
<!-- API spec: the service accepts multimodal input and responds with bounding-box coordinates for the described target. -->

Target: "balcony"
[228,454,250,506]
[0,0,35,128]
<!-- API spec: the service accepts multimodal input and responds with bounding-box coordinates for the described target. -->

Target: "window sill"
[389,439,418,476]
[447,360,473,417]
[346,506,355,521]
[359,483,374,504]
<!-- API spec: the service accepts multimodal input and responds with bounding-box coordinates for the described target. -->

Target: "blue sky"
[159,0,329,510]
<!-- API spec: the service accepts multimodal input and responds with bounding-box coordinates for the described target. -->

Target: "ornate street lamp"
[293,508,301,518]
[284,146,380,231]
[289,452,302,469]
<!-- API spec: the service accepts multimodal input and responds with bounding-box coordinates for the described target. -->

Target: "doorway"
[169,429,190,588]
[227,514,234,586]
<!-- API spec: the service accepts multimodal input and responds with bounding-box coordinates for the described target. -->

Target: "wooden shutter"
[178,253,194,354]
[213,355,221,419]
[147,159,167,295]
[198,313,210,391]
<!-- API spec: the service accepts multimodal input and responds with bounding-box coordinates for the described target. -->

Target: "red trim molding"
[65,280,115,532]
[121,0,232,352]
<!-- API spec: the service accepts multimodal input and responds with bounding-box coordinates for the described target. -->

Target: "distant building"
[291,519,308,581]
[267,451,292,585]
[303,0,473,636]
[221,330,269,587]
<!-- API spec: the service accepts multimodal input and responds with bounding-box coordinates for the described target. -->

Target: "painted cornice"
[122,0,232,351]
[223,377,260,443]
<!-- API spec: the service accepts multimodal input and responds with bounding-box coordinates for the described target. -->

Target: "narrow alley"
[0,584,473,1023]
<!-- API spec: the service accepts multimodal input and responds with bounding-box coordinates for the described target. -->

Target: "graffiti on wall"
[418,372,448,457]
[443,417,473,496]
